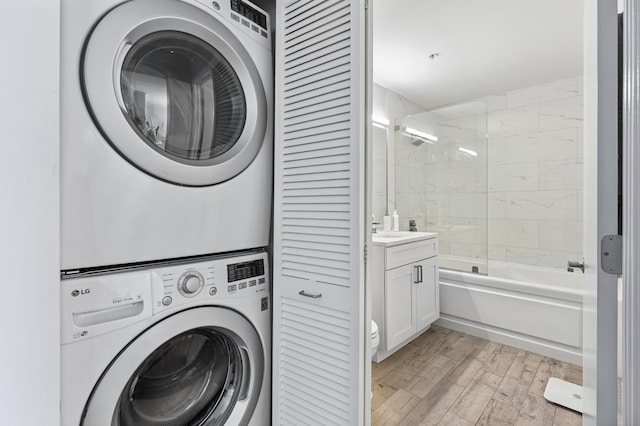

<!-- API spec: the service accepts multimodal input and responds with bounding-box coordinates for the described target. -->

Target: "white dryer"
[60,0,273,270]
[61,250,270,425]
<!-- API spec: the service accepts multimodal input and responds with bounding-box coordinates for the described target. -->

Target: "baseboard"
[436,315,583,366]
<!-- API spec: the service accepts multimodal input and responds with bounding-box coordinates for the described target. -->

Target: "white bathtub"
[436,259,584,365]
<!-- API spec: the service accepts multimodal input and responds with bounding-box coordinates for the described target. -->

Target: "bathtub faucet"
[567,259,585,273]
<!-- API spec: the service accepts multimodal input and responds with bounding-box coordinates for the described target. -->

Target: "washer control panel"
[152,251,269,314]
[60,251,269,343]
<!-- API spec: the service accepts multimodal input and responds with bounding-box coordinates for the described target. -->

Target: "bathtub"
[436,258,584,365]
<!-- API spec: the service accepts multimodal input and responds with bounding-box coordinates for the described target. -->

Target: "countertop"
[371,231,438,248]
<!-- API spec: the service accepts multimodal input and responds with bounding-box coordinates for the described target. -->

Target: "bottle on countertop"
[392,210,399,231]
[383,214,391,232]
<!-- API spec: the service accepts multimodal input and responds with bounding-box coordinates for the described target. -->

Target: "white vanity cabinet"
[371,232,439,362]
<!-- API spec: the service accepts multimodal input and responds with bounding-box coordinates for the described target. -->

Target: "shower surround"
[395,76,584,270]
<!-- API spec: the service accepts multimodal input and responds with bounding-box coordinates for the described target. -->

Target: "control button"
[239,282,247,289]
[249,280,257,287]
[231,13,239,22]
[162,296,172,306]
[251,24,259,33]
[209,287,217,296]
[258,277,266,285]
[241,19,250,28]
[228,284,237,293]
[261,30,268,38]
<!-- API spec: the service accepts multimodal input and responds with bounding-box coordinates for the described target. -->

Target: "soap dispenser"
[383,212,391,232]
[392,210,399,231]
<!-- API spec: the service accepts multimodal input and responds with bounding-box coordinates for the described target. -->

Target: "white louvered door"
[273,0,367,424]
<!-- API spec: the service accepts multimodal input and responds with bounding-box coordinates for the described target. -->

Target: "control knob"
[178,272,203,297]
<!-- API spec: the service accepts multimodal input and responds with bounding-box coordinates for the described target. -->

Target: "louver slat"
[284,88,350,116]
[285,79,350,104]
[285,0,346,31]
[280,298,352,424]
[274,0,364,423]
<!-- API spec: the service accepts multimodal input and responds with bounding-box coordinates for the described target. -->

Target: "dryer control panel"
[195,0,271,49]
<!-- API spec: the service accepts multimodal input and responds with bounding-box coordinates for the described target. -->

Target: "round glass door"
[83,0,268,186]
[120,31,247,164]
[82,307,264,426]
[116,328,242,425]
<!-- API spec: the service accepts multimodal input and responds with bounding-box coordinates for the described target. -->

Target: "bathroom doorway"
[369,0,619,423]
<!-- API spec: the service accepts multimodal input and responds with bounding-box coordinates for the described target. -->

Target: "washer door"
[83,0,267,186]
[82,307,264,425]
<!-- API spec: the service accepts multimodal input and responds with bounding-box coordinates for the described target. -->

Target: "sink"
[371,231,439,247]
[373,231,415,239]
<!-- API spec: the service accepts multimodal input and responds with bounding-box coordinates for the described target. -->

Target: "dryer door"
[82,0,268,186]
[82,307,264,425]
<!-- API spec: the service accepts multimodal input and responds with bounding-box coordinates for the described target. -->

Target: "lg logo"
[71,289,91,297]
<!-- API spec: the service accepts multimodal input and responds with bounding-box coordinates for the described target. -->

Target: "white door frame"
[582,0,619,424]
[364,0,374,423]
[622,0,640,423]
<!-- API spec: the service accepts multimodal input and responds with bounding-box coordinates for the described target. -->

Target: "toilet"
[371,320,380,359]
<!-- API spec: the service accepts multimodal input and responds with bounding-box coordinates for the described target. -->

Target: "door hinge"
[364,243,368,264]
[601,235,622,275]
[364,0,369,9]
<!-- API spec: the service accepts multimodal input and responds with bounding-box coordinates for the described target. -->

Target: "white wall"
[0,1,60,424]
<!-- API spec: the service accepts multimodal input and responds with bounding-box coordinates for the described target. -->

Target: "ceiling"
[372,0,585,110]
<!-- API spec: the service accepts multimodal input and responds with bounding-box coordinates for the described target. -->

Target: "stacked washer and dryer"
[60,0,273,424]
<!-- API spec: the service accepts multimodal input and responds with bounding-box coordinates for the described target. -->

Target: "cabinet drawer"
[386,238,438,270]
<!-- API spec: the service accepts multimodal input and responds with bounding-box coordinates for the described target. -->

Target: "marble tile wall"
[395,77,583,270]
[395,102,489,268]
[486,77,583,269]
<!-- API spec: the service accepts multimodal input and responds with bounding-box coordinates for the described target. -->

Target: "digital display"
[231,0,267,30]
[227,259,265,282]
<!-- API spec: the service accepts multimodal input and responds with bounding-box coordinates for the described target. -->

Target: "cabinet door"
[415,258,439,331]
[385,264,417,349]
[272,0,368,424]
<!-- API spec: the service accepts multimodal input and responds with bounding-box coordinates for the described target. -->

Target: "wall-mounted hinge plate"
[601,234,622,275]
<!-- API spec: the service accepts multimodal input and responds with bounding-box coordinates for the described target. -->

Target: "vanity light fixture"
[458,147,478,157]
[403,126,438,143]
[372,115,390,129]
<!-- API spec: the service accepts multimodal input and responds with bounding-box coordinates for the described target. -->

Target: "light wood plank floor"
[372,325,582,425]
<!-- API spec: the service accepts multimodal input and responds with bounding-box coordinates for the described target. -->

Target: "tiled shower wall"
[395,76,584,269]
[486,77,583,269]
[395,102,489,265]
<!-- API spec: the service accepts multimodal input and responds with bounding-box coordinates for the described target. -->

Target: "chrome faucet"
[567,259,585,273]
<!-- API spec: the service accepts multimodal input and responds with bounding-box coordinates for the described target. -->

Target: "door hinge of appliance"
[364,243,368,263]
[601,234,622,275]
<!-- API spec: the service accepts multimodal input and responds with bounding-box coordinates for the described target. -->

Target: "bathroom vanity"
[371,232,439,362]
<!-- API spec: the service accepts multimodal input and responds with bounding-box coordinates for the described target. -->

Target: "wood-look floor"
[372,325,582,426]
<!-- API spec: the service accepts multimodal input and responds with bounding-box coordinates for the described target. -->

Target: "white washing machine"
[60,0,273,270]
[61,250,271,425]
